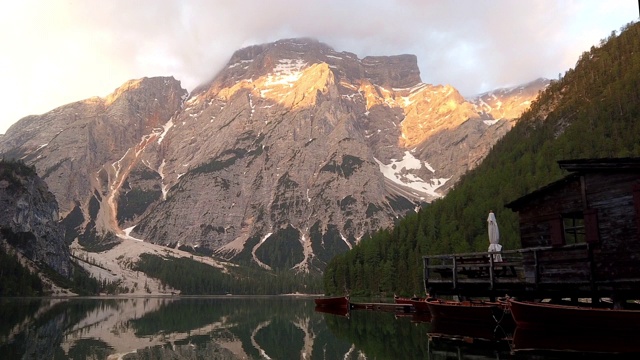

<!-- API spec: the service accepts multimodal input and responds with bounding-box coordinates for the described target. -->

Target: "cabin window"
[563,212,585,245]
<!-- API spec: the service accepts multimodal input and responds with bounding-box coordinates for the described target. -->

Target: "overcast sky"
[1,1,637,134]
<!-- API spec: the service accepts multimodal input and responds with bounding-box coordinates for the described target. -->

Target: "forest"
[323,21,640,297]
[134,253,324,295]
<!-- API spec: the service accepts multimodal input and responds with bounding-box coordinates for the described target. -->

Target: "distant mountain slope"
[0,38,545,273]
[323,21,640,296]
[470,78,550,121]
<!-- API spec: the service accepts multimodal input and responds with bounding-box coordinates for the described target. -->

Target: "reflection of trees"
[324,309,431,359]
[0,298,109,359]
[0,298,43,342]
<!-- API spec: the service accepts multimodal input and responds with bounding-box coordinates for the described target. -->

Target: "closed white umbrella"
[487,211,502,262]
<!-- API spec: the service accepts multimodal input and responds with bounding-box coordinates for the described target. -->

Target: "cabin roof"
[505,173,580,210]
[557,157,640,172]
[505,157,640,211]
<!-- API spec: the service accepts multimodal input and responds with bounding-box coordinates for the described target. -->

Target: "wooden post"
[452,257,457,290]
[423,257,429,295]
[587,243,596,301]
[534,249,539,286]
[489,252,495,290]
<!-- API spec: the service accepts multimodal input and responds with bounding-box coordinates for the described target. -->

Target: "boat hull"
[394,296,430,313]
[508,299,640,331]
[314,296,349,309]
[427,299,508,324]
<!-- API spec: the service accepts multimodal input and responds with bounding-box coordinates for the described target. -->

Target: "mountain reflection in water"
[1,297,634,359]
[2,296,413,359]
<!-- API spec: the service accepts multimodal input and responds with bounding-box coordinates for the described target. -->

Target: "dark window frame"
[562,211,586,245]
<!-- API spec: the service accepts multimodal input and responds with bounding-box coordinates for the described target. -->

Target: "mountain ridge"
[0,38,548,274]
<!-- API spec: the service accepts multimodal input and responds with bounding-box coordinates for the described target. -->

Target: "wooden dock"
[422,243,614,300]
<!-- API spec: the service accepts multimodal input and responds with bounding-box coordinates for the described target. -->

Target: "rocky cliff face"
[0,161,71,277]
[0,77,187,245]
[0,38,546,272]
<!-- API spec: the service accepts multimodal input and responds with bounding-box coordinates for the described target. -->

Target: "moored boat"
[508,298,640,331]
[426,298,510,324]
[394,296,430,313]
[314,296,350,309]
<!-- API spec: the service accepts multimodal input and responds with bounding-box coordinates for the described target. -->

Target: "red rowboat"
[508,298,640,331]
[426,298,511,324]
[314,296,350,309]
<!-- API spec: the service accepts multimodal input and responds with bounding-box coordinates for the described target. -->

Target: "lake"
[0,296,633,359]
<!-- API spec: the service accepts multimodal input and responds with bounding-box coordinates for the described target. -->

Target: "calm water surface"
[0,296,633,359]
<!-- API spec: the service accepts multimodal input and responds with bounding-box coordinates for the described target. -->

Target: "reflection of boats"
[428,335,511,360]
[314,305,350,318]
[394,296,430,313]
[314,296,349,309]
[513,326,640,354]
[508,298,640,331]
[426,298,510,324]
[411,312,432,323]
[429,317,512,342]
[430,318,498,341]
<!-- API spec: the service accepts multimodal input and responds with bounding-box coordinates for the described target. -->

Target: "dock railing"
[423,243,592,295]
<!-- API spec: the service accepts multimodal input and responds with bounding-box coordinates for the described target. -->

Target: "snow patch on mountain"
[265,59,307,87]
[374,151,449,197]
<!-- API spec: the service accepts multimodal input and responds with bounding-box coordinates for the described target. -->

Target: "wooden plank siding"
[503,159,640,300]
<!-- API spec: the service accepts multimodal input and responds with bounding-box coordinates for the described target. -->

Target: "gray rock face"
[0,161,71,277]
[0,39,545,273]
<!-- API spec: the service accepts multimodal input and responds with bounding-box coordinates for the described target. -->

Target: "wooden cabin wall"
[522,246,591,285]
[516,179,583,248]
[515,172,640,286]
[584,172,639,250]
[584,172,640,281]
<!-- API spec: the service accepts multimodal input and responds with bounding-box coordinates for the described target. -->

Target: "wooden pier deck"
[422,243,619,300]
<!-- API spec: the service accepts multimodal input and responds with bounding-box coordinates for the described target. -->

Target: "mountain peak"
[194,38,422,96]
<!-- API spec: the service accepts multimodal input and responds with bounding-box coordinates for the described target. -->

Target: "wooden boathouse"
[423,157,640,303]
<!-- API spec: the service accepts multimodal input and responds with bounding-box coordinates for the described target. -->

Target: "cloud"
[0,0,636,133]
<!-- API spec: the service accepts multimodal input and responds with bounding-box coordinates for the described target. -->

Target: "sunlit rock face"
[0,38,545,272]
[0,77,187,242]
[470,78,550,122]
